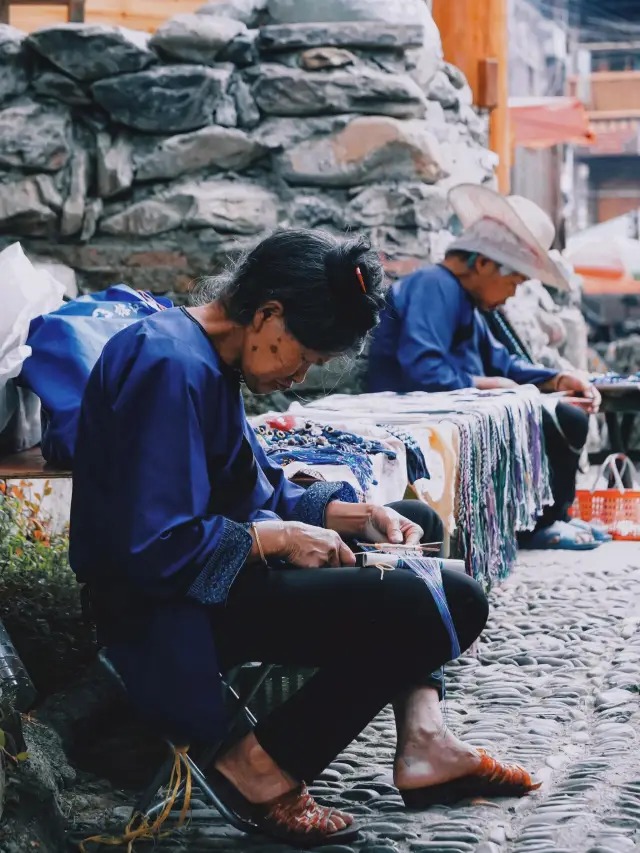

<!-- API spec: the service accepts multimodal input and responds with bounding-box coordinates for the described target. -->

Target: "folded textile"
[253,414,397,496]
[296,388,552,586]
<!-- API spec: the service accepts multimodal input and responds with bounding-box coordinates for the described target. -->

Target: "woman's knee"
[442,570,489,653]
[555,402,589,449]
[386,500,444,544]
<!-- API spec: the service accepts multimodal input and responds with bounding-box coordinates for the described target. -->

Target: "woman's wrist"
[324,501,373,537]
[538,373,562,393]
[249,520,288,562]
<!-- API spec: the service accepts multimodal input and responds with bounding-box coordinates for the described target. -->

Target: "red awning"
[509,97,597,150]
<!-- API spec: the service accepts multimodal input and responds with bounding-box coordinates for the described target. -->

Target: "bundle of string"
[357,545,459,662]
[255,420,397,493]
[451,391,551,585]
[80,746,192,853]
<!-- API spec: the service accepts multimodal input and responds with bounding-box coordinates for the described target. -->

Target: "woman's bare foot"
[215,732,297,804]
[394,726,482,791]
[215,732,351,834]
[394,686,481,791]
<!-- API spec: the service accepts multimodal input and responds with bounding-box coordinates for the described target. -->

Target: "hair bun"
[324,236,386,337]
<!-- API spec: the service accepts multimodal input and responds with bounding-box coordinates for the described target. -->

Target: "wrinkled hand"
[361,505,424,546]
[281,521,355,568]
[555,372,601,414]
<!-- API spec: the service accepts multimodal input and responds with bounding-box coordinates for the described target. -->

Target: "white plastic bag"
[0,242,65,439]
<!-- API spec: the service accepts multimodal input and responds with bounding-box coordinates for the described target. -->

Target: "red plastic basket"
[570,455,640,541]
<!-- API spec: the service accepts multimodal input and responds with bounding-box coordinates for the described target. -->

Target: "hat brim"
[448,183,570,291]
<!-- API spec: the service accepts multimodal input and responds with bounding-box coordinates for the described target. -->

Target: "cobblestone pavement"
[114,542,640,853]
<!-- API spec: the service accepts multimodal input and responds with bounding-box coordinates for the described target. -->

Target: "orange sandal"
[400,750,542,809]
[206,769,360,847]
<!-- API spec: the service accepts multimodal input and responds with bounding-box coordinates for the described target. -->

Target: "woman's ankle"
[215,733,296,804]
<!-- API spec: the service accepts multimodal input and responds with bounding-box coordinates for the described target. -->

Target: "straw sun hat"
[447,184,570,291]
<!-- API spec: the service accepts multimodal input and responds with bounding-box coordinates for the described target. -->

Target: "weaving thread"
[80,746,192,852]
[358,548,460,661]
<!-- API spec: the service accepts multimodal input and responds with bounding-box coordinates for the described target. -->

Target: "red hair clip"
[355,266,366,293]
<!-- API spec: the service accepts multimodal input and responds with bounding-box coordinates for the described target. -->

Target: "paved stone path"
[116,542,640,853]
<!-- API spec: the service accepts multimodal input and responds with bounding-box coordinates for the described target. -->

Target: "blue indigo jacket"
[368,265,557,393]
[70,307,355,743]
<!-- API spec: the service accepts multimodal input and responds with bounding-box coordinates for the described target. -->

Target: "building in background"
[569,1,640,229]
[508,0,572,243]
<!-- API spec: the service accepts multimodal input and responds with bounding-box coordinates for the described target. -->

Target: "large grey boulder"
[258,21,423,51]
[230,75,261,127]
[96,132,134,197]
[279,115,448,187]
[150,14,246,64]
[31,70,91,106]
[0,176,61,234]
[196,0,268,26]
[91,65,233,133]
[347,183,451,229]
[251,64,427,119]
[26,24,157,82]
[0,100,71,172]
[217,28,259,67]
[100,180,278,236]
[255,114,352,149]
[60,145,88,236]
[133,125,268,182]
[0,25,29,105]
[265,0,442,89]
[437,141,497,189]
[427,69,462,109]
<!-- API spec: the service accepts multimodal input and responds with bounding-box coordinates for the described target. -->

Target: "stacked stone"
[0,0,494,296]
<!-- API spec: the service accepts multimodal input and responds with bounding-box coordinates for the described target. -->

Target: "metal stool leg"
[131,752,176,819]
[140,664,274,823]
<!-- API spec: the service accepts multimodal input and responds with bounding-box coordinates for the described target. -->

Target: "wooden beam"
[432,0,510,193]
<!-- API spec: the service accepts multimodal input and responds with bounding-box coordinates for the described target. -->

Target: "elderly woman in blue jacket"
[70,230,535,847]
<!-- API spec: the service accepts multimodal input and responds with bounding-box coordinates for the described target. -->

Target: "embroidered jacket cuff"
[291,481,359,529]
[187,519,252,606]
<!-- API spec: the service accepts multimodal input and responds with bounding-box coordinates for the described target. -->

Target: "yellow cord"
[79,746,193,853]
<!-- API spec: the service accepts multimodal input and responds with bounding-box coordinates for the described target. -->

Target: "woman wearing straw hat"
[368,184,604,551]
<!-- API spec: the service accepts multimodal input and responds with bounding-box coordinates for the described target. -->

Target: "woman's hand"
[325,502,423,546]
[361,505,424,546]
[552,372,601,414]
[254,520,355,568]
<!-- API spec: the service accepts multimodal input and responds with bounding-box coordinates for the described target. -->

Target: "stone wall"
[0,0,494,299]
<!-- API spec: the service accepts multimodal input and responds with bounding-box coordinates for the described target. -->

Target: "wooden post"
[432,0,511,193]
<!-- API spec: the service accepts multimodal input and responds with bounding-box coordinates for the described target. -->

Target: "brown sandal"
[401,749,542,809]
[206,769,361,847]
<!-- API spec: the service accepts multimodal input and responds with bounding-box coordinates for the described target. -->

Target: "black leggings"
[533,403,589,531]
[212,501,488,782]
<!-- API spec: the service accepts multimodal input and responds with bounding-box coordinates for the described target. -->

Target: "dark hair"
[445,249,476,265]
[192,229,386,354]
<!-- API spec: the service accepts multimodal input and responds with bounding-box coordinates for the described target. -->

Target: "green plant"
[0,479,69,574]
[0,479,92,701]
[0,479,72,761]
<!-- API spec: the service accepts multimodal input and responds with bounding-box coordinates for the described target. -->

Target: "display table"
[593,382,640,467]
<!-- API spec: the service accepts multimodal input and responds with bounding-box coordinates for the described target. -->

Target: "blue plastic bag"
[20,285,172,468]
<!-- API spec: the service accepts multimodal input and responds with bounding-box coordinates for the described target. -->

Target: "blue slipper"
[569,518,612,543]
[520,521,601,551]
